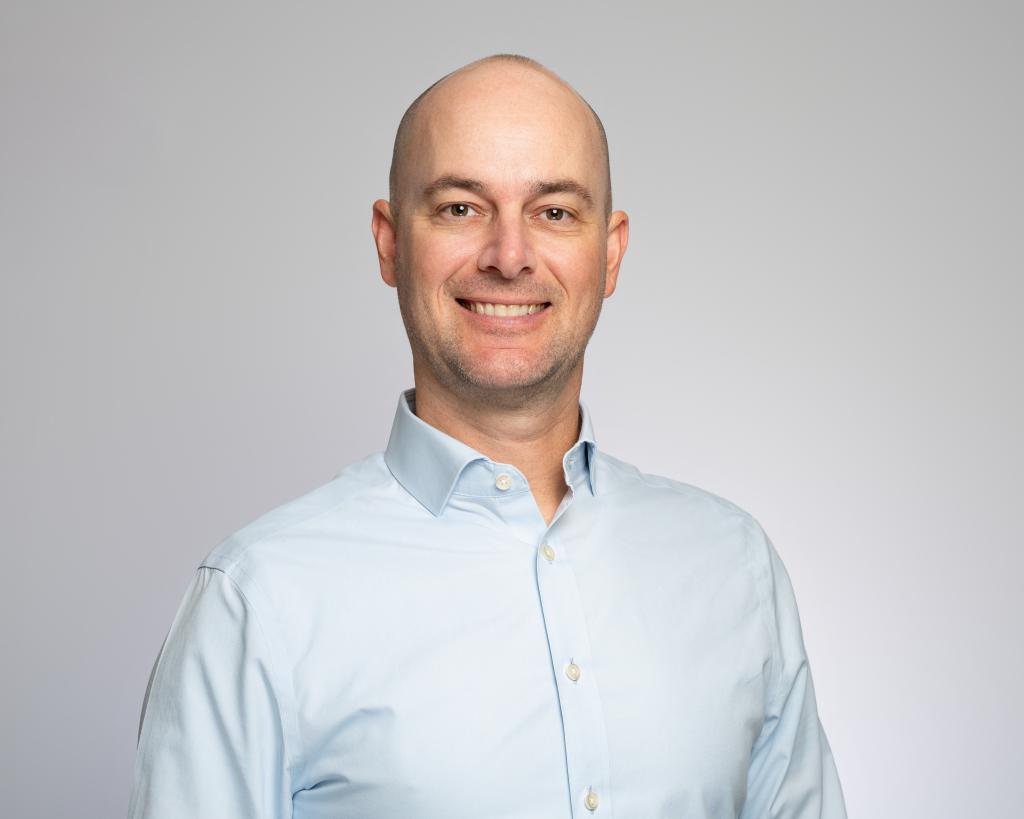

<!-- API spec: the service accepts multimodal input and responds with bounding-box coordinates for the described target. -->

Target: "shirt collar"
[383,387,599,517]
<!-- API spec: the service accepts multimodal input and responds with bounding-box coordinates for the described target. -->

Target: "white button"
[541,543,556,562]
[584,789,599,811]
[567,457,576,469]
[495,472,513,491]
[565,661,581,682]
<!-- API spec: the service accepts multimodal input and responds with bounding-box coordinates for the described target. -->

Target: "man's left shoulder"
[593,448,769,549]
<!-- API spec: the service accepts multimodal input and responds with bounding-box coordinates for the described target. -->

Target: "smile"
[456,299,550,317]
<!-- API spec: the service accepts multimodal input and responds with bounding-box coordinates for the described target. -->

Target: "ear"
[603,210,629,298]
[371,199,399,287]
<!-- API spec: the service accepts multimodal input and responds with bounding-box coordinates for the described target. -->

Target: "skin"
[371,59,629,525]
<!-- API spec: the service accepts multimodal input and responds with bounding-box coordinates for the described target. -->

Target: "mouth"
[456,299,551,317]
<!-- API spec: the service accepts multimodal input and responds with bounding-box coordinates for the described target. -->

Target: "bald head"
[388,54,612,218]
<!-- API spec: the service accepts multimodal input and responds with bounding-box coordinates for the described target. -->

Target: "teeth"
[464,301,546,317]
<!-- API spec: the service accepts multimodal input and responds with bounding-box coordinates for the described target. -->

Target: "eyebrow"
[422,175,487,198]
[421,175,596,209]
[528,179,595,208]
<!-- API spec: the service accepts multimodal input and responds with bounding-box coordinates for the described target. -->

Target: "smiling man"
[371,56,626,527]
[129,55,847,818]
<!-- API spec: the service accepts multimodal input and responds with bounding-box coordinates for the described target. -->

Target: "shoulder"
[592,448,778,586]
[595,448,765,535]
[199,452,397,585]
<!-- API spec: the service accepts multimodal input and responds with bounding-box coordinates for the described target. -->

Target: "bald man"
[129,55,847,819]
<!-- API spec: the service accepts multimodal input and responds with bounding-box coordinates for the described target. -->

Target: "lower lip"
[457,301,551,328]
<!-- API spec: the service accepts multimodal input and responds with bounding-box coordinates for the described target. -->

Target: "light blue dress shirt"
[129,388,846,818]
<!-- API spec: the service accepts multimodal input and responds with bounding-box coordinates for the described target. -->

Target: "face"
[372,64,628,407]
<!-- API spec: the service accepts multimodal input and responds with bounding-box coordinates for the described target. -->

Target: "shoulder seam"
[597,452,756,521]
[742,519,784,719]
[205,564,308,787]
[204,463,395,573]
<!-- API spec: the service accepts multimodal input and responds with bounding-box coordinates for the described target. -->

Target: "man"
[129,54,847,818]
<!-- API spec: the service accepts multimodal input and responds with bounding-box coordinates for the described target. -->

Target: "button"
[565,661,581,682]
[584,789,599,811]
[495,472,513,491]
[567,457,576,469]
[541,543,556,562]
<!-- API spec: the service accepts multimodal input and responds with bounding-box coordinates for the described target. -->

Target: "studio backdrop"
[1,2,1021,818]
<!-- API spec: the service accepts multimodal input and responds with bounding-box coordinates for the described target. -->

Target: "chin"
[454,361,567,395]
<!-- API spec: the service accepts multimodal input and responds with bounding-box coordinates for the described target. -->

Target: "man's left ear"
[603,210,629,298]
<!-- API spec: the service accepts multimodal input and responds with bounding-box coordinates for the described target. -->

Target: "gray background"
[2,2,1021,817]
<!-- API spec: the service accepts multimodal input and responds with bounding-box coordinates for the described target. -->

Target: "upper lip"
[456,297,550,305]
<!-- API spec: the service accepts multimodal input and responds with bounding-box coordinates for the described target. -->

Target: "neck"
[411,366,584,525]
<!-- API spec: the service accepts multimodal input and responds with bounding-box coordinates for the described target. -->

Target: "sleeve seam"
[206,563,307,791]
[745,518,784,716]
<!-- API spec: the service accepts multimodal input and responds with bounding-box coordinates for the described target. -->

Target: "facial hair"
[393,255,606,411]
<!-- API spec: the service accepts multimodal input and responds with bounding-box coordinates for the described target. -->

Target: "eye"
[542,207,573,223]
[445,203,477,218]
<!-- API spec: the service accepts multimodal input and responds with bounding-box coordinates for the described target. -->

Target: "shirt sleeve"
[128,565,297,819]
[740,527,848,819]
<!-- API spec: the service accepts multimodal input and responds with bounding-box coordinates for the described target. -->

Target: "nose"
[476,213,536,279]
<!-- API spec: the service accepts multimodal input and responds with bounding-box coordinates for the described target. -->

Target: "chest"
[283,517,769,818]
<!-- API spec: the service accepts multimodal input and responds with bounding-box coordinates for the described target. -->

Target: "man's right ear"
[371,199,398,287]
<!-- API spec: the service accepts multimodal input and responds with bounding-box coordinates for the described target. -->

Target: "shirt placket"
[535,496,614,818]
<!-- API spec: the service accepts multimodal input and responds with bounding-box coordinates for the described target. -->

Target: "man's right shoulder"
[199,451,403,580]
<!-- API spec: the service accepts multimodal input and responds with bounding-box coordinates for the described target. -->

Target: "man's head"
[388,55,613,219]
[372,54,628,409]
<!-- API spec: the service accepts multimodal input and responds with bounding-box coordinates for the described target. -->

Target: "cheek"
[405,231,480,286]
[539,240,606,296]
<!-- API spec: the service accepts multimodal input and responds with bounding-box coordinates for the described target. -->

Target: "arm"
[128,566,297,819]
[740,527,847,818]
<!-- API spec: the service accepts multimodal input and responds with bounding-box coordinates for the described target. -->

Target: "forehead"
[408,66,604,196]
